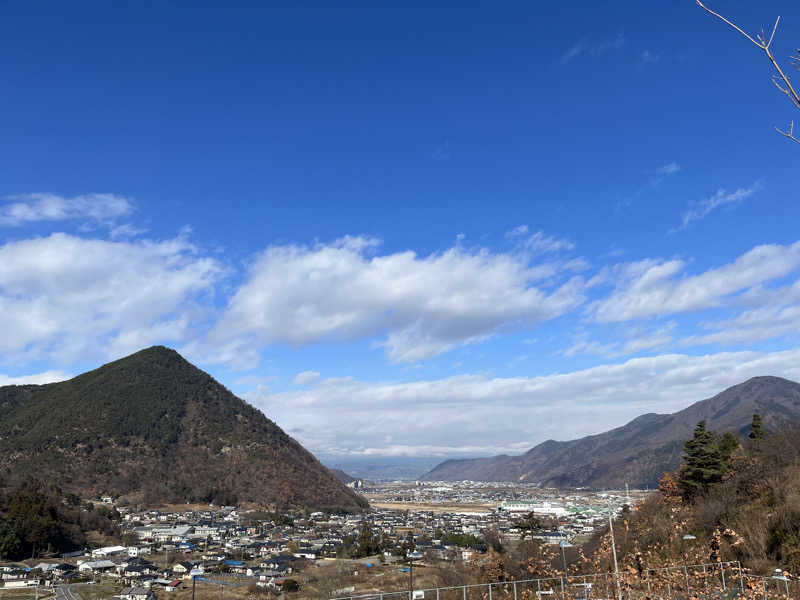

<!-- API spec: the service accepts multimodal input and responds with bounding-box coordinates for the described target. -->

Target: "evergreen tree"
[718,431,740,461]
[749,413,766,441]
[678,420,727,501]
[518,511,546,539]
[356,522,377,557]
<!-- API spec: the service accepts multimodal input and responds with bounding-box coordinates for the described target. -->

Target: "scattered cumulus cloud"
[2,190,800,425]
[0,193,133,226]
[0,232,222,365]
[208,235,586,366]
[247,347,800,457]
[682,279,800,347]
[590,241,800,323]
[1,206,800,461]
[0,370,71,386]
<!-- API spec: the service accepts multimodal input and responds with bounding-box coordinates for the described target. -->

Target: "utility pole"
[407,550,421,600]
[608,508,622,600]
[409,559,413,600]
[560,540,573,595]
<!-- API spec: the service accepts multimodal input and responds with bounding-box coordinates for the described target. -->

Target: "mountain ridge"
[421,376,800,487]
[0,346,367,511]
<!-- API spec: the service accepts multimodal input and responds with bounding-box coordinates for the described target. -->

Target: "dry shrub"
[593,425,800,575]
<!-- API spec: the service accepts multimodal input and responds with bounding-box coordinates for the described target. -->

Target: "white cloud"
[506,226,575,254]
[0,370,71,386]
[677,183,761,231]
[505,225,529,238]
[294,370,321,385]
[683,279,800,347]
[247,347,800,458]
[0,193,133,226]
[562,323,674,358]
[591,241,800,322]
[561,43,586,64]
[617,162,681,212]
[209,236,585,365]
[639,50,662,65]
[655,162,680,176]
[526,232,575,253]
[562,338,617,358]
[619,326,674,354]
[561,33,625,63]
[109,223,148,239]
[0,232,222,364]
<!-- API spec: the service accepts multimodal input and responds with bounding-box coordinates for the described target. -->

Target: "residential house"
[119,587,156,600]
[78,560,117,574]
[171,562,194,576]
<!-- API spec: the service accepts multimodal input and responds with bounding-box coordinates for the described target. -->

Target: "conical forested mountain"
[0,346,367,511]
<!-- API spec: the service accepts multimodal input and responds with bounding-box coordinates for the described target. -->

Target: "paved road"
[55,584,83,600]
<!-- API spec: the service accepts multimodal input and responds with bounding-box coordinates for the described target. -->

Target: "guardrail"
[331,561,799,600]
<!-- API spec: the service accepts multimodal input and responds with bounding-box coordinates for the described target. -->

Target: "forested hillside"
[0,346,367,512]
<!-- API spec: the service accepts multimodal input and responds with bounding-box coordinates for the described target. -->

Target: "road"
[55,585,83,600]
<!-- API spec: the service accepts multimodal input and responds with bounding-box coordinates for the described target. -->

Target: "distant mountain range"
[323,456,444,481]
[421,376,800,488]
[0,346,367,512]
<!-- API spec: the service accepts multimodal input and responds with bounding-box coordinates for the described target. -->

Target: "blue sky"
[2,0,800,461]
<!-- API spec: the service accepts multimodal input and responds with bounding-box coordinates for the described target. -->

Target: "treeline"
[0,481,120,560]
[591,415,800,574]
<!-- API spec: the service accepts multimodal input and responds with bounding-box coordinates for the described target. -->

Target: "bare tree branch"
[776,121,800,145]
[696,1,763,48]
[697,1,800,143]
[767,17,780,49]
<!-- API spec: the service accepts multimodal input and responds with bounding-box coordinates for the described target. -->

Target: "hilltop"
[0,346,367,512]
[422,376,800,488]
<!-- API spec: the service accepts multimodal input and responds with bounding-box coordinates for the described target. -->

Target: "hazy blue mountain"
[421,376,800,488]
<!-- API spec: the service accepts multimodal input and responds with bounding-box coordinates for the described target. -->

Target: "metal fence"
[331,562,800,600]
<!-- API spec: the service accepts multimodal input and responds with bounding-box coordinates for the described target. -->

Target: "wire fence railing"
[331,561,800,600]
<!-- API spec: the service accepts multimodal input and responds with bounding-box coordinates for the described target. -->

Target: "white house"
[3,579,42,589]
[127,546,152,557]
[92,546,127,558]
[171,562,194,575]
[78,560,116,574]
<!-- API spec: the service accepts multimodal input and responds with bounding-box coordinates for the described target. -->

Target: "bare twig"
[697,1,800,142]
[766,17,780,49]
[696,1,763,48]
[776,121,800,145]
